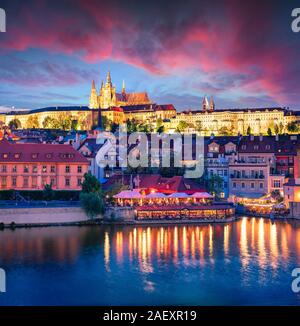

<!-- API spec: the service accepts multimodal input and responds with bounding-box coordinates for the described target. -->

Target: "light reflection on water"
[0,217,300,305]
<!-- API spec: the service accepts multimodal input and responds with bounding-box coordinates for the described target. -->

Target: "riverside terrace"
[112,189,235,221]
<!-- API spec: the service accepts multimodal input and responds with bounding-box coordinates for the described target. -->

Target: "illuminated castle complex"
[0,69,299,135]
[89,71,151,109]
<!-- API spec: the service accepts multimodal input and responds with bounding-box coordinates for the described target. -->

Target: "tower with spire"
[202,96,210,112]
[89,80,99,109]
[209,96,215,112]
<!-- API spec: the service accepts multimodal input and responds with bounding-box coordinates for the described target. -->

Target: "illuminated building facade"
[0,139,89,190]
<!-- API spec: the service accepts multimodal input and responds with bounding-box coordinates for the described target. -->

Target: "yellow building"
[167,96,298,135]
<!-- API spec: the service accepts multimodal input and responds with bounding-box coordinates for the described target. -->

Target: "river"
[0,217,300,305]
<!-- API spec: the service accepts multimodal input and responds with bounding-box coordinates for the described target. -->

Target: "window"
[260,182,264,189]
[242,145,246,150]
[242,182,245,189]
[23,177,29,188]
[14,153,20,159]
[3,153,8,159]
[12,177,17,187]
[65,178,70,187]
[50,166,55,173]
[23,165,29,173]
[1,177,7,188]
[266,145,270,150]
[65,166,70,173]
[251,182,255,189]
[233,182,236,189]
[32,176,37,188]
[77,178,82,186]
[42,166,47,173]
[32,166,38,173]
[42,177,47,185]
[50,178,56,186]
[31,153,38,159]
[12,165,17,173]
[77,166,82,173]
[273,180,281,188]
[1,165,7,173]
[254,145,259,150]
[46,153,52,159]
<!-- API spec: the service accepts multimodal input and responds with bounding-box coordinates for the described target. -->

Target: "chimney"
[259,134,263,141]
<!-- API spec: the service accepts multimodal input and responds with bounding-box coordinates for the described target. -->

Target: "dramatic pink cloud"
[0,0,299,107]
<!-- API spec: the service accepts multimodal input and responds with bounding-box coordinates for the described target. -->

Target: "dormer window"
[3,153,8,159]
[14,153,20,159]
[31,153,38,159]
[46,153,52,159]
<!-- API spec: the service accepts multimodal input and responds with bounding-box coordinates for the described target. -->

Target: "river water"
[0,217,300,305]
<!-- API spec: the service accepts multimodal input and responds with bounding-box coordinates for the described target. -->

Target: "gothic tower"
[89,80,99,109]
[209,96,215,112]
[99,71,117,108]
[202,96,209,112]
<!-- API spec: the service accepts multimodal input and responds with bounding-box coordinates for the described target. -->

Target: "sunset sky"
[0,0,299,111]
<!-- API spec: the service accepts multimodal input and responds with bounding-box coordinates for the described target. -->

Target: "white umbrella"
[113,190,143,199]
[168,192,190,198]
[191,192,213,199]
[145,192,167,198]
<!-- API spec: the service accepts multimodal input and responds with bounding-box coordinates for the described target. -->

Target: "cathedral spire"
[106,70,112,85]
[122,80,126,94]
[209,96,215,112]
[89,80,98,109]
[202,96,209,112]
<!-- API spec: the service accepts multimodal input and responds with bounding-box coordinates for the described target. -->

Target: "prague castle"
[0,69,299,135]
[89,71,151,109]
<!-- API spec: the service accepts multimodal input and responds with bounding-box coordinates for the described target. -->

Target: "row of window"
[2,153,75,159]
[0,176,82,188]
[0,165,83,173]
[232,182,264,190]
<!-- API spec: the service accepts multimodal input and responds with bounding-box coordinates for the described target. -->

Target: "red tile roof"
[0,139,89,163]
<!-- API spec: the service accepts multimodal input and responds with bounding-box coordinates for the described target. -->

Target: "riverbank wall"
[0,206,91,227]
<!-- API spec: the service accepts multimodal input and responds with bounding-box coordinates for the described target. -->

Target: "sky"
[0,0,300,111]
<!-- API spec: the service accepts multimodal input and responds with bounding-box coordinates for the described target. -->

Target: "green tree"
[80,173,104,219]
[156,118,164,133]
[80,192,104,219]
[81,172,101,193]
[195,120,202,133]
[278,122,284,134]
[287,121,299,133]
[58,113,72,130]
[267,127,272,136]
[26,115,39,129]
[218,126,231,136]
[176,121,189,133]
[206,174,223,198]
[71,119,79,131]
[8,119,21,129]
[274,124,279,135]
[126,119,138,133]
[43,183,54,201]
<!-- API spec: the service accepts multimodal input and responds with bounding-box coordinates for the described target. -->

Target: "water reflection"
[0,218,300,273]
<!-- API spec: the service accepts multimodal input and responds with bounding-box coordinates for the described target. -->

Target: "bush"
[0,190,80,201]
[80,192,104,219]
